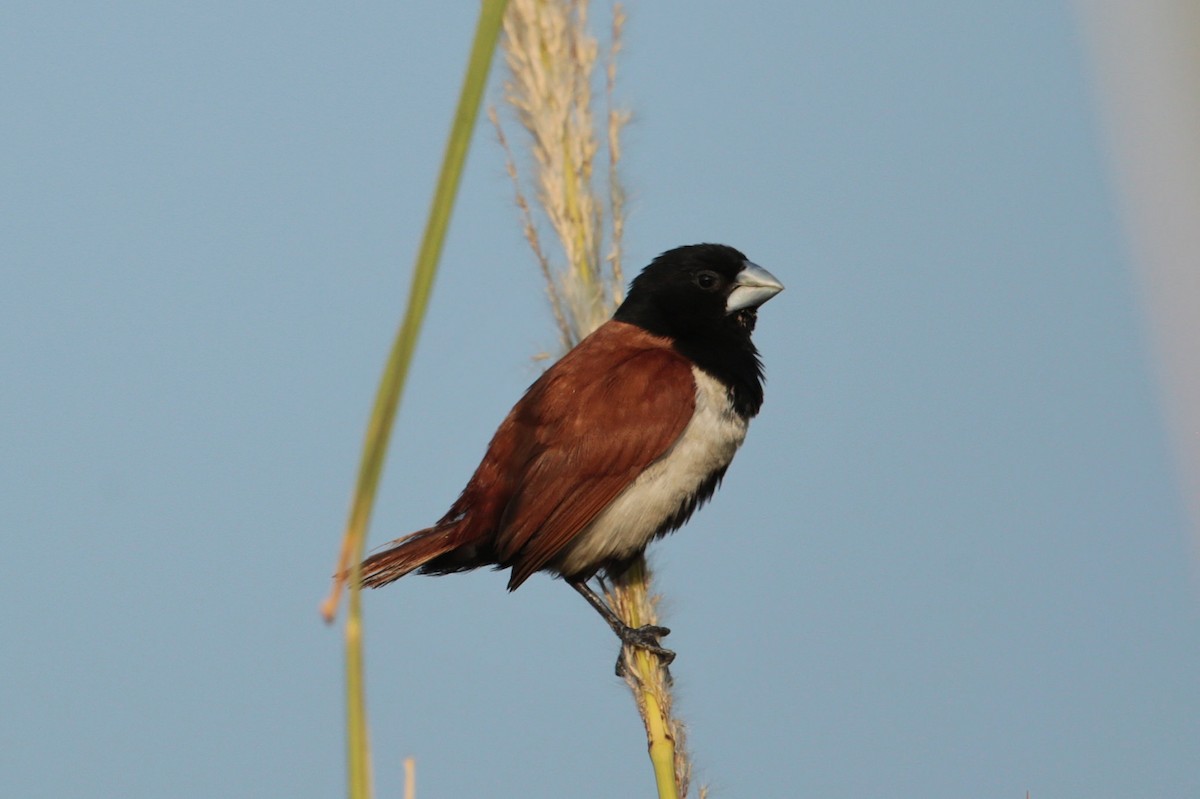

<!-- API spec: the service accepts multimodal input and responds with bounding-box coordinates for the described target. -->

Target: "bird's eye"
[695,270,721,291]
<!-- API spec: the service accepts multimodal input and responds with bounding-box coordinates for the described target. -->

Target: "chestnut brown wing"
[491,324,696,588]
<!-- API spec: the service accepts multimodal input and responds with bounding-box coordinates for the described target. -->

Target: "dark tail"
[359,522,466,588]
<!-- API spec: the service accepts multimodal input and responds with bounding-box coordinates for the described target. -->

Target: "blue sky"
[3,2,1198,797]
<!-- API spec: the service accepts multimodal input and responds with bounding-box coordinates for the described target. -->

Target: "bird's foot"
[614,624,675,677]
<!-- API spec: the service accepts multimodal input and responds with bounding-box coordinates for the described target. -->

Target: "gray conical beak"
[726,261,784,313]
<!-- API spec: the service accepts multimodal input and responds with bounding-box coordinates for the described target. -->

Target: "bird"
[360,243,783,667]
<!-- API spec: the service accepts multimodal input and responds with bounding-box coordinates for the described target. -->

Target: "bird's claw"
[614,624,676,677]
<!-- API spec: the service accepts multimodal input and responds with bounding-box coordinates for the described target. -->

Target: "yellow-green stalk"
[602,561,691,799]
[323,4,510,798]
[496,2,696,796]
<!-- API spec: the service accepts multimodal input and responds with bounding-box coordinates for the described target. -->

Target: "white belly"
[554,367,748,576]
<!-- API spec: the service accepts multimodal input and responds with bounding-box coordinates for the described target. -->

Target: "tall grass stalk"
[495,2,695,796]
[321,4,509,798]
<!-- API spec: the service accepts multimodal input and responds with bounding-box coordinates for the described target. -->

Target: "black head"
[614,243,784,416]
[614,243,783,343]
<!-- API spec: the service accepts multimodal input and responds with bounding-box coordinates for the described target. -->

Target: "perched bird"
[361,243,783,665]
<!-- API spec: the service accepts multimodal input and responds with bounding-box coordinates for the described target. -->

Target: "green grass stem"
[325,4,510,798]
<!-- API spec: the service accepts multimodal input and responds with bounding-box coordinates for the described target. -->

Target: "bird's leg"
[568,578,676,675]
